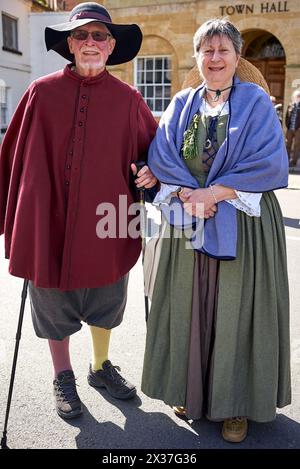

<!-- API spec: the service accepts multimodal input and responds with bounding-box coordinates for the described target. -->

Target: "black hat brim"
[45,18,142,66]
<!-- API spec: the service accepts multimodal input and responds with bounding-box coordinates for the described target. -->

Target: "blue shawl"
[148,77,288,259]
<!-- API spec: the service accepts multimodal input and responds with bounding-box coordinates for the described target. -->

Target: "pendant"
[213,89,221,101]
[204,138,212,150]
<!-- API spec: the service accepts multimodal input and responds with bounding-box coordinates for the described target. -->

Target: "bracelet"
[209,185,218,204]
[177,187,184,196]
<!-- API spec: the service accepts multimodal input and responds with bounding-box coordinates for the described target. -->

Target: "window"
[33,0,58,10]
[135,56,171,116]
[244,34,285,59]
[0,81,8,134]
[2,13,20,54]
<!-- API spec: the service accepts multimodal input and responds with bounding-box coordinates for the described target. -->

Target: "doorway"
[242,30,286,105]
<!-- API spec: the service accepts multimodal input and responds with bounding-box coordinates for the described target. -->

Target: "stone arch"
[234,17,295,64]
[232,18,287,108]
[234,16,299,112]
[138,34,179,95]
[242,30,285,60]
[111,34,179,100]
[241,28,286,105]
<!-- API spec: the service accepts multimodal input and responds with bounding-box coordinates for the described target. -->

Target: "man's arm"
[131,97,158,201]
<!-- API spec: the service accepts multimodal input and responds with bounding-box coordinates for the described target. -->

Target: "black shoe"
[53,370,83,419]
[87,360,136,400]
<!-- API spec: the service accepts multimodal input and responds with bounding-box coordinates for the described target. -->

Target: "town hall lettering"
[220,1,290,16]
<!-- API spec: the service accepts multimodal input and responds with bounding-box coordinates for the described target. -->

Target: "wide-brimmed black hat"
[45,2,142,65]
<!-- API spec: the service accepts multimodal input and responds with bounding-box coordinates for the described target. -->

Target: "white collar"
[200,100,229,117]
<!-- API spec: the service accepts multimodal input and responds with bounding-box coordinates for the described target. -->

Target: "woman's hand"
[182,188,217,219]
[170,187,192,199]
[131,163,157,189]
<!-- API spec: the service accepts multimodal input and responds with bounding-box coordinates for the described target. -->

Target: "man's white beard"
[77,58,106,70]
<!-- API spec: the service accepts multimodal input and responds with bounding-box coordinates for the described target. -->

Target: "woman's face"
[196,34,240,89]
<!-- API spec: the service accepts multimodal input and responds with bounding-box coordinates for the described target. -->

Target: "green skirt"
[141,192,291,422]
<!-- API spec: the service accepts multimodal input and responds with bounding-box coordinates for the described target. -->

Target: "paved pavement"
[0,174,300,450]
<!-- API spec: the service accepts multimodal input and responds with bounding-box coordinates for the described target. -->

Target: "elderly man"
[0,2,157,419]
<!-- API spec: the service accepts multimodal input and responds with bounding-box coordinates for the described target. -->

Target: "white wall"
[0,7,71,140]
[29,12,70,81]
[0,0,31,127]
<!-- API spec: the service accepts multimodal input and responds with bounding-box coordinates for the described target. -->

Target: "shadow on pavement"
[190,413,300,449]
[69,393,202,449]
[58,388,300,449]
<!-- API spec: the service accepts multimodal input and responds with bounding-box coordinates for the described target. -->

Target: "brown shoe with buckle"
[172,406,187,417]
[222,417,248,443]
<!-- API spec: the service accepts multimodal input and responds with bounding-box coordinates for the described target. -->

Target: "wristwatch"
[177,187,184,197]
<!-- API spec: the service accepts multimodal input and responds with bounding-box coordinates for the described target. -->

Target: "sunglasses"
[71,30,113,42]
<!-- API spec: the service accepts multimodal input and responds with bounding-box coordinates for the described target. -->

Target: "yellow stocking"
[90,325,111,371]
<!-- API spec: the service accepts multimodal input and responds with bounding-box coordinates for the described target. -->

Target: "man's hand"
[131,163,157,189]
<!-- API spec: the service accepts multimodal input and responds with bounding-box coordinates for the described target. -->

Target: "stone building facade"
[0,0,57,139]
[61,0,300,117]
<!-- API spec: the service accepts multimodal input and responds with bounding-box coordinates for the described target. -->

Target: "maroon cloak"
[0,65,157,290]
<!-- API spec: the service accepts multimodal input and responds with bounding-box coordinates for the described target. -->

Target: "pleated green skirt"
[141,191,291,422]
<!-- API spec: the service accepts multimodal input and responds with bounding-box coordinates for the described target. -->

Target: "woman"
[141,19,291,443]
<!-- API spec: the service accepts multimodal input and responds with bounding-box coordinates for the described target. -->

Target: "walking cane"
[134,161,149,322]
[1,279,29,449]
